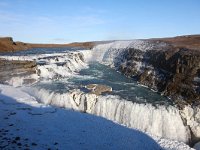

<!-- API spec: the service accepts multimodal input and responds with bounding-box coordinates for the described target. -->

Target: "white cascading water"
[23,87,191,143]
[0,51,90,86]
[1,41,200,144]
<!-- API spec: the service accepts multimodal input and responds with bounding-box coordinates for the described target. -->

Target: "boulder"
[85,84,112,95]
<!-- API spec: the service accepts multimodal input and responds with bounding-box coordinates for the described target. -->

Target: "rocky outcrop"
[0,37,31,52]
[0,58,37,85]
[85,84,112,95]
[118,46,200,106]
[91,39,200,145]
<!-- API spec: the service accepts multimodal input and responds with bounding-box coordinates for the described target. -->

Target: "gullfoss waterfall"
[1,41,199,148]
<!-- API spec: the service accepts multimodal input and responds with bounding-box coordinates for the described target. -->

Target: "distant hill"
[149,34,200,50]
[0,37,94,53]
[1,35,200,53]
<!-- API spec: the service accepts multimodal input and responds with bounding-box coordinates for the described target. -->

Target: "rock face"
[89,36,200,106]
[91,38,200,145]
[0,37,31,52]
[0,59,37,85]
[117,46,200,106]
[85,84,112,95]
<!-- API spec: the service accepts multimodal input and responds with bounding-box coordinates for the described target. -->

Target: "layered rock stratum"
[0,35,200,147]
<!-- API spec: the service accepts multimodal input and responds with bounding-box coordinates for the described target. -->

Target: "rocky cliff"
[0,37,200,145]
[90,35,200,106]
[0,37,31,52]
[0,58,37,86]
[116,40,200,106]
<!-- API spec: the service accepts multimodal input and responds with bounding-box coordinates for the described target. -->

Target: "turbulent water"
[34,62,171,105]
[1,41,200,145]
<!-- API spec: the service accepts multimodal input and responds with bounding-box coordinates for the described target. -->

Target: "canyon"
[0,35,200,148]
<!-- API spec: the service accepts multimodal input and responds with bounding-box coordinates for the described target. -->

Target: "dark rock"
[117,46,200,106]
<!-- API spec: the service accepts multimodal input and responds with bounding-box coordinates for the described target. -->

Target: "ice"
[22,86,193,143]
[1,44,199,148]
[0,84,194,149]
[0,84,162,150]
[0,51,89,85]
[0,85,195,150]
[180,106,200,140]
[90,40,152,64]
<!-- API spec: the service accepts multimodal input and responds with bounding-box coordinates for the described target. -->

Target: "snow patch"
[22,86,192,144]
[0,84,194,150]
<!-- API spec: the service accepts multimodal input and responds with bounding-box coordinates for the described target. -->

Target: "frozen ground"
[0,84,194,150]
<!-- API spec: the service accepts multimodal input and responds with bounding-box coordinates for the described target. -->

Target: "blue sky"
[0,0,200,43]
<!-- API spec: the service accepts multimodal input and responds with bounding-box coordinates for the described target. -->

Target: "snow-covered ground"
[0,84,194,150]
[0,41,199,149]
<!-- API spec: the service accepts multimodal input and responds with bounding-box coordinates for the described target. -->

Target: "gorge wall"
[0,35,200,146]
[90,36,200,107]
[118,47,200,107]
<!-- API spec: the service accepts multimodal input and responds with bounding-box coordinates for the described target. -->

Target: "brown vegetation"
[150,34,200,50]
[0,37,94,53]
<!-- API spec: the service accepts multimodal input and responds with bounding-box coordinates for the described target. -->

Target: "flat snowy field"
[0,84,194,150]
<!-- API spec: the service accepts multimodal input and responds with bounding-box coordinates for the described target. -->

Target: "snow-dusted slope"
[0,84,194,150]
[22,86,194,144]
[1,42,199,148]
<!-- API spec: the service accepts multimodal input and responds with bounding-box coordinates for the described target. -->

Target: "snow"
[180,106,200,140]
[89,41,200,145]
[0,84,194,150]
[0,43,199,149]
[90,40,147,64]
[0,51,89,86]
[0,84,159,150]
[7,74,39,87]
[90,40,165,65]
[34,52,88,79]
[22,86,195,144]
